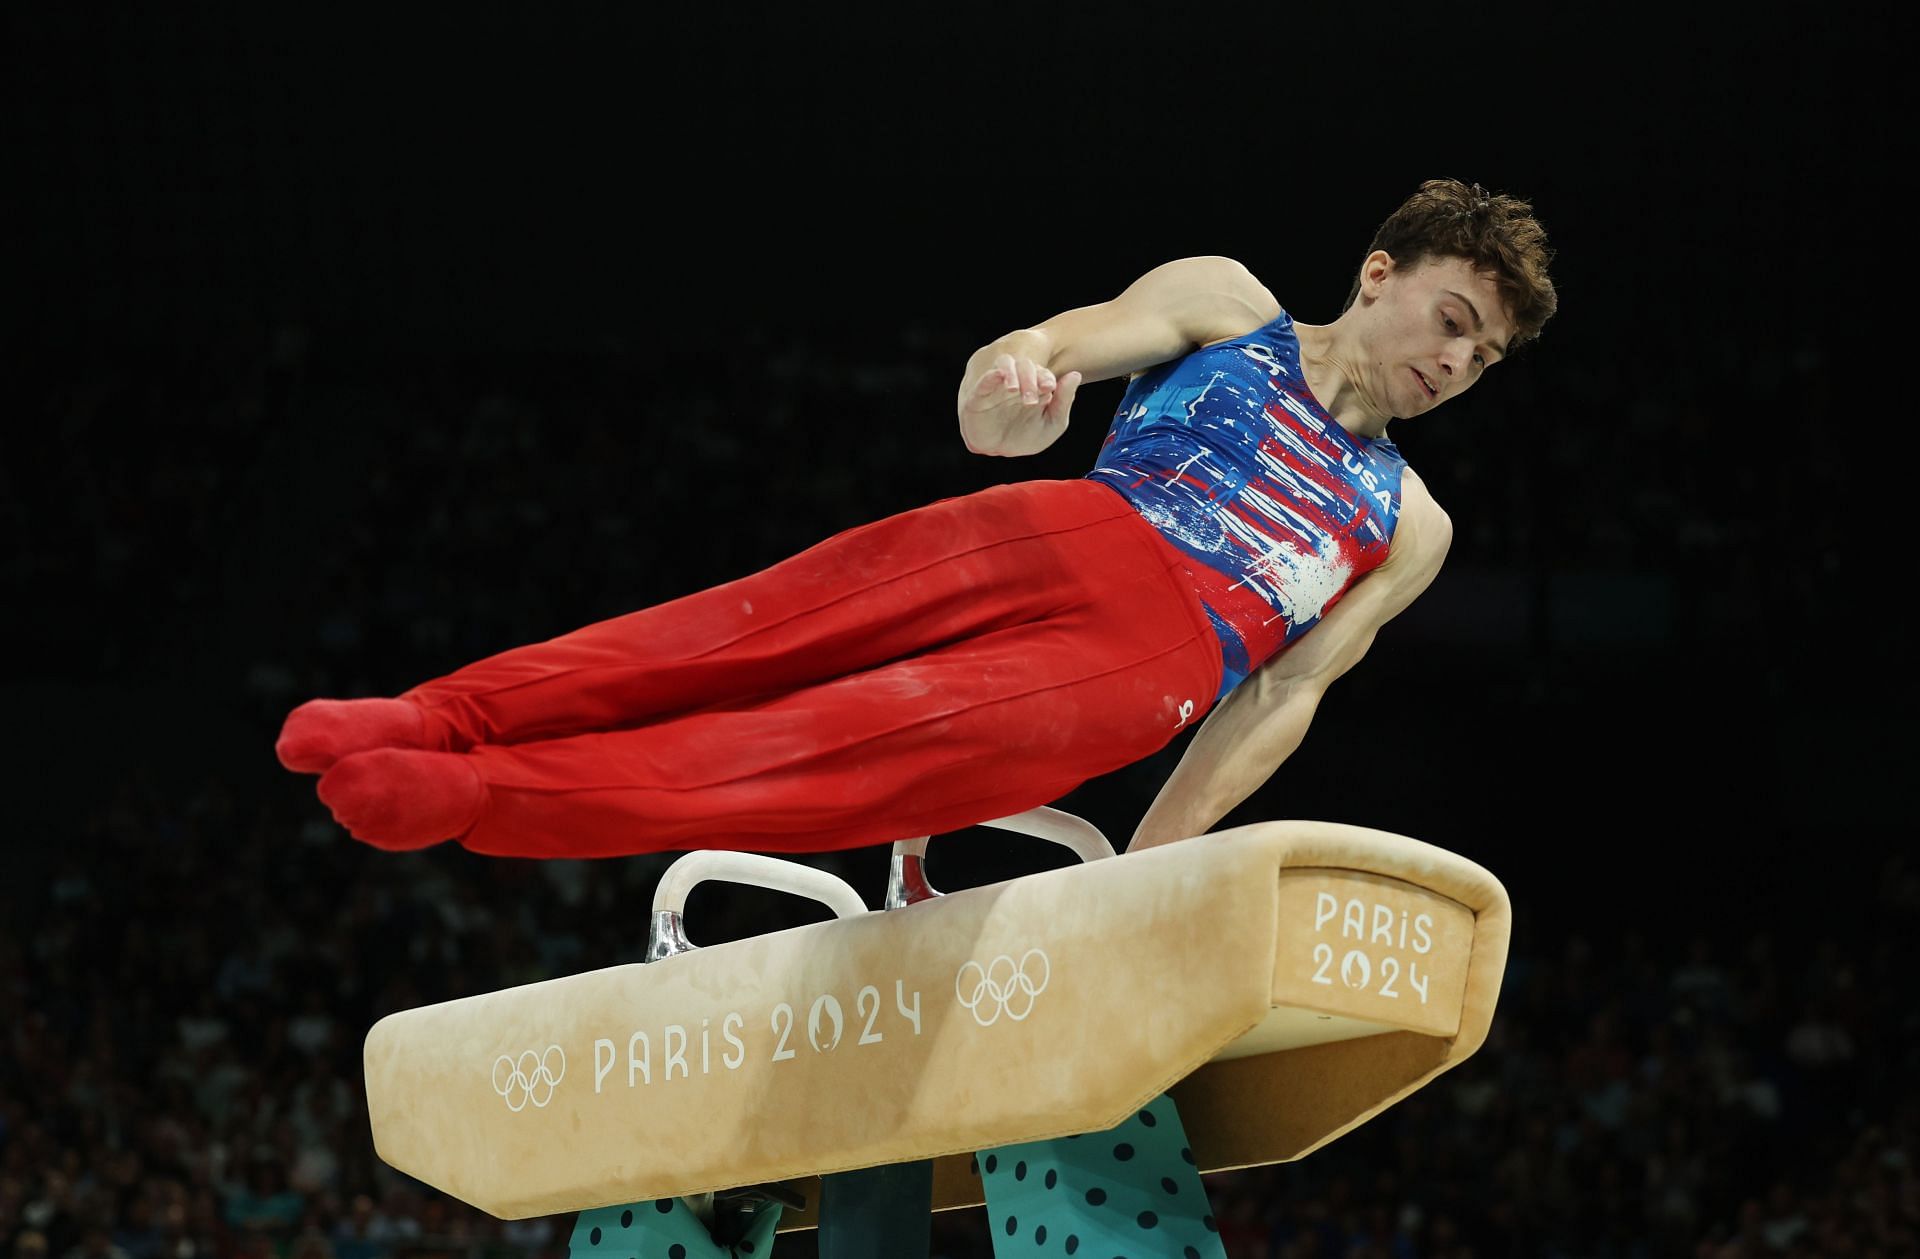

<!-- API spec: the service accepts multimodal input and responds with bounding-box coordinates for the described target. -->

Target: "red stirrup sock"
[316,749,485,851]
[276,698,430,773]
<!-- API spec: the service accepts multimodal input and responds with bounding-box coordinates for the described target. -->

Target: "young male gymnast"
[276,178,1556,859]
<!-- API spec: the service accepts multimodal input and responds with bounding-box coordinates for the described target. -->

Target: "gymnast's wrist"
[968,328,1055,375]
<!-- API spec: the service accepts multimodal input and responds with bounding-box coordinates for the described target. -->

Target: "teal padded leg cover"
[976,1093,1226,1259]
[566,1197,783,1259]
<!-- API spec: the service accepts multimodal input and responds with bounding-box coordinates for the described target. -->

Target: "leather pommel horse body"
[363,815,1511,1235]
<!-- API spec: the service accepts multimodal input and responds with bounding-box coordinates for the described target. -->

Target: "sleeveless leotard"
[1083,309,1408,703]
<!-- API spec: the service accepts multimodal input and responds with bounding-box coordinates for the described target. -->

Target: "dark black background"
[5,6,1901,945]
[4,8,1913,1256]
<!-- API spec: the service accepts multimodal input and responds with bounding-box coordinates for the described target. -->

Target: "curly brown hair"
[1344,179,1558,348]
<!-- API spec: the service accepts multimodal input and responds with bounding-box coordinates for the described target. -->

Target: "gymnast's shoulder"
[1385,468,1452,572]
[1158,255,1283,348]
[1088,256,1281,384]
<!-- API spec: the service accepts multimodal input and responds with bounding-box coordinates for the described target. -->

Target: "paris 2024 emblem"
[492,1045,566,1111]
[955,949,1051,1026]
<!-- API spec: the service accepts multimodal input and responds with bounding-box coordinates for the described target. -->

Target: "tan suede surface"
[364,820,1509,1221]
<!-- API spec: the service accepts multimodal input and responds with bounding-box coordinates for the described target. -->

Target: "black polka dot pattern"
[568,1192,782,1258]
[970,1096,1225,1256]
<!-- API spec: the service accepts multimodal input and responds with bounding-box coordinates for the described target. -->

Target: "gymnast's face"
[1356,252,1514,418]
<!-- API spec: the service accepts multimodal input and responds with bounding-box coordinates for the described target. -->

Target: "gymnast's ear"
[1355,250,1398,302]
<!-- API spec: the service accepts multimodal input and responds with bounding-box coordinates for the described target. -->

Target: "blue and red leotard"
[1084,309,1408,702]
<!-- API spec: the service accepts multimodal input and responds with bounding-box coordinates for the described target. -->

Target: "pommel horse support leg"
[364,815,1511,1256]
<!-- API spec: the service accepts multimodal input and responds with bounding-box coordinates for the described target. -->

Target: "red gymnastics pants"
[395,478,1225,858]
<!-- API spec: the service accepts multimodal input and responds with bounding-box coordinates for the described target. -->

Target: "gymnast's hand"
[960,354,1083,456]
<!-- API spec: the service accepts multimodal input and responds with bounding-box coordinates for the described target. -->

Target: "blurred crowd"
[2,766,1913,1259]
[9,8,1898,1255]
[5,318,1901,1259]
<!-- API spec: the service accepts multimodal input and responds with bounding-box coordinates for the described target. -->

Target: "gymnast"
[276,178,1556,859]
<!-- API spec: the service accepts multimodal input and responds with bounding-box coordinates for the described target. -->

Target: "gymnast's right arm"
[956,255,1280,456]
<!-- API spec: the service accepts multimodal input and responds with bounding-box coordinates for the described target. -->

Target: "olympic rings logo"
[955,949,1050,1026]
[491,1045,566,1112]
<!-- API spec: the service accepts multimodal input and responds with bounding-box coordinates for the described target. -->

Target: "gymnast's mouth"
[1412,369,1436,399]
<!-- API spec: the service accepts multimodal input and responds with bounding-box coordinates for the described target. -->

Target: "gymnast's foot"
[317,749,485,850]
[276,698,429,773]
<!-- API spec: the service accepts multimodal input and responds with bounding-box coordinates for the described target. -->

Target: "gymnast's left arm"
[1125,477,1453,853]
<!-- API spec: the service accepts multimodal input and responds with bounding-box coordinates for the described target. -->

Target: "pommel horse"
[363,813,1511,1257]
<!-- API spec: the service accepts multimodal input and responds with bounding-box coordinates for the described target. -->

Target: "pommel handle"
[648,852,869,961]
[887,807,1116,908]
